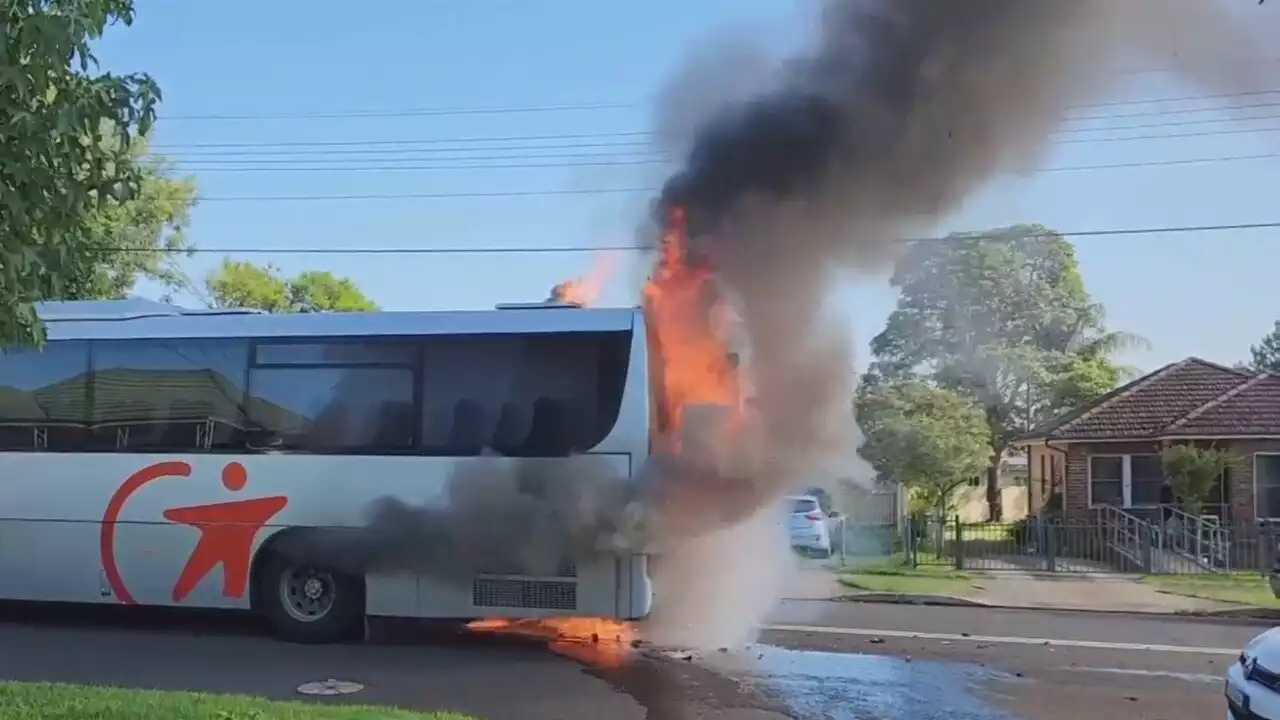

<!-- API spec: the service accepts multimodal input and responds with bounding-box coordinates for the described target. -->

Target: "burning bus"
[0,297,662,645]
[0,210,746,650]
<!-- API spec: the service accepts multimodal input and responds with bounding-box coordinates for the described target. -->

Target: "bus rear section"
[0,300,653,643]
[361,307,655,629]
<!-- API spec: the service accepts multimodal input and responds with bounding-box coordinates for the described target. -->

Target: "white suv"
[1227,627,1280,719]
[786,495,832,558]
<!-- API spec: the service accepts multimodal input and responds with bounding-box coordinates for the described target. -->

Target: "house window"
[1254,454,1280,520]
[1088,456,1124,507]
[1129,454,1165,507]
[1088,454,1164,509]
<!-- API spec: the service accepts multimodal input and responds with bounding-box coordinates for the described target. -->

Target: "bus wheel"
[259,552,363,644]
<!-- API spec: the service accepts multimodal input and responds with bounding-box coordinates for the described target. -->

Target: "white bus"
[0,298,652,643]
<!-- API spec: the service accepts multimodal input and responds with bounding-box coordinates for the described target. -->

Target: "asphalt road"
[756,600,1265,719]
[0,600,1266,719]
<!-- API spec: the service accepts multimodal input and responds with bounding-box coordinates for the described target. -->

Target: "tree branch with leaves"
[204,260,377,313]
[1160,444,1229,517]
[856,378,992,523]
[1,0,161,344]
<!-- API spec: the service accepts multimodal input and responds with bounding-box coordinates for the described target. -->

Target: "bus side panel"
[0,518,107,604]
[0,452,643,619]
[620,553,652,620]
[368,454,634,620]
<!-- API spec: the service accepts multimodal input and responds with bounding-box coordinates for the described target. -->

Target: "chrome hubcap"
[279,567,336,623]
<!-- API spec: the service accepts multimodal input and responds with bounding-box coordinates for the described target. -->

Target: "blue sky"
[95,0,1280,374]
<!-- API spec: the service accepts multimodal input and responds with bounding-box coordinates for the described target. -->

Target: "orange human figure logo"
[161,462,288,603]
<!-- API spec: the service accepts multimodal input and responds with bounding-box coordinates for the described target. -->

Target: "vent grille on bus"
[472,577,577,610]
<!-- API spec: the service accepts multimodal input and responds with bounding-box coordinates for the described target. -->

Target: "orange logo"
[99,461,288,605]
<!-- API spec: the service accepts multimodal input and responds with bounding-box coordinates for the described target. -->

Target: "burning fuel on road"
[287,0,1272,664]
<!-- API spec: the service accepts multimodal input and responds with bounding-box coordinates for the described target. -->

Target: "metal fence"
[827,514,1280,575]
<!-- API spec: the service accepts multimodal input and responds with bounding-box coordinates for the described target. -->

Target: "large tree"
[1,0,160,344]
[205,260,377,313]
[1248,321,1280,373]
[868,224,1143,521]
[61,139,196,301]
[856,378,991,521]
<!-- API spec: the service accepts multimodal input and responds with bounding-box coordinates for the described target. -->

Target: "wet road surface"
[0,600,1261,719]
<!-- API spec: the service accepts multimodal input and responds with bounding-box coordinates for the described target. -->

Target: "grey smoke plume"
[642,0,1269,646]
[286,0,1269,650]
[275,453,644,582]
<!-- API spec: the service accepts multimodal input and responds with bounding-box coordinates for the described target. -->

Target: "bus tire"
[258,551,364,644]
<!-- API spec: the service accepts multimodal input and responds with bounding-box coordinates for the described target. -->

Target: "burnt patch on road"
[586,648,790,720]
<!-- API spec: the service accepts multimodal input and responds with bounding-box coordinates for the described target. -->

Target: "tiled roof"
[1165,373,1280,436]
[1023,357,1280,441]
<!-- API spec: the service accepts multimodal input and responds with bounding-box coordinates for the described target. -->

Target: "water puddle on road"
[688,645,1022,719]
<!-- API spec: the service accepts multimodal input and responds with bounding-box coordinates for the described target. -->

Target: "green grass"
[0,682,480,720]
[838,557,978,597]
[1141,574,1280,607]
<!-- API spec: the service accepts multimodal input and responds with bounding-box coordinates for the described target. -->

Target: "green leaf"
[0,0,164,342]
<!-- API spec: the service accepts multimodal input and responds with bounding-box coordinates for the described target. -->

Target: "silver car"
[786,495,833,558]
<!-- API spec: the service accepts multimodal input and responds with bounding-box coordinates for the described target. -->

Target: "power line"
[1067,99,1280,122]
[1053,123,1280,144]
[1058,112,1280,133]
[148,113,1280,159]
[1078,88,1280,109]
[198,187,651,202]
[154,88,1280,124]
[149,102,1280,153]
[1032,151,1280,173]
[81,221,1280,255]
[149,131,656,150]
[157,122,1280,168]
[174,150,661,165]
[150,118,1280,160]
[181,158,663,172]
[177,150,1280,177]
[158,101,639,121]
[159,140,654,157]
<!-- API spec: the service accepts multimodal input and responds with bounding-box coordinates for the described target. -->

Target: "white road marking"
[1060,667,1222,683]
[761,624,1240,656]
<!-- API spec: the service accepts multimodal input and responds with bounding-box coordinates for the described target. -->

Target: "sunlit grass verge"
[0,681,481,720]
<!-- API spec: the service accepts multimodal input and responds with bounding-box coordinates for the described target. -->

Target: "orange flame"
[507,207,745,663]
[642,206,743,448]
[548,251,620,306]
[467,617,636,667]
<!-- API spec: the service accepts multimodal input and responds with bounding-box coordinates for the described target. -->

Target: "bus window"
[419,331,631,457]
[254,341,417,366]
[87,339,250,452]
[0,341,90,451]
[245,338,416,453]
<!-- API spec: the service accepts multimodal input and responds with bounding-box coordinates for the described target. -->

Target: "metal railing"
[1157,504,1232,572]
[825,511,1280,575]
[1097,504,1153,570]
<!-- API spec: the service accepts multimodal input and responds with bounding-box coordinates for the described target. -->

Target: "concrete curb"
[838,592,989,607]
[1178,606,1280,621]
[837,592,1280,623]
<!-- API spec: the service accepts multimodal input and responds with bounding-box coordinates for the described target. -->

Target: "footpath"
[790,558,1280,620]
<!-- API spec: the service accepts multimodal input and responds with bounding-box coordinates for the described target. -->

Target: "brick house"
[1017,357,1280,526]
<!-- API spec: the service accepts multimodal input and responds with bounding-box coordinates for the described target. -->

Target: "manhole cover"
[296,679,364,696]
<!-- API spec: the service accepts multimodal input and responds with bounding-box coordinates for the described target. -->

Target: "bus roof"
[33,299,640,342]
